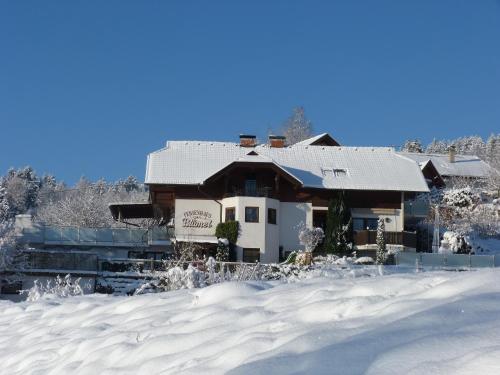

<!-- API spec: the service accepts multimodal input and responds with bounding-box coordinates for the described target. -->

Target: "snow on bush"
[354,256,375,265]
[297,223,324,252]
[442,187,480,208]
[21,274,84,302]
[438,231,470,254]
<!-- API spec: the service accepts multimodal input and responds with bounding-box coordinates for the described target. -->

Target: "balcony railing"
[353,230,417,248]
[17,225,175,247]
[224,186,276,198]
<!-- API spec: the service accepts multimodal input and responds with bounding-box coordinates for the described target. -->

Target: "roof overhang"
[203,160,303,187]
[296,133,341,146]
[420,160,446,188]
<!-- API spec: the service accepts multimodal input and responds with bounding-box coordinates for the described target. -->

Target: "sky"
[1,1,499,184]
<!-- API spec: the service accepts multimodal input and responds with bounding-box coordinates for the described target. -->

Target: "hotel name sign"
[182,210,213,229]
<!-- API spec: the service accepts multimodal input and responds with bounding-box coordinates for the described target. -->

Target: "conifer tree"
[324,191,352,254]
[376,218,387,265]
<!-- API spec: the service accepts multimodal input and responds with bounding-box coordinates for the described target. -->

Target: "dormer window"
[321,168,348,177]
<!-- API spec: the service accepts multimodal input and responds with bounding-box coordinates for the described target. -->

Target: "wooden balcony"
[353,230,417,248]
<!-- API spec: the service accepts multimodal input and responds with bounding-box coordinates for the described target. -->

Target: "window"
[243,248,260,263]
[245,179,257,196]
[1,281,22,295]
[245,178,257,196]
[268,208,277,224]
[353,218,378,231]
[245,207,259,223]
[333,168,347,177]
[321,167,348,177]
[225,207,235,222]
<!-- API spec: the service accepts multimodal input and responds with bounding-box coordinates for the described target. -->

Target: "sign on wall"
[182,210,213,228]
[175,199,220,237]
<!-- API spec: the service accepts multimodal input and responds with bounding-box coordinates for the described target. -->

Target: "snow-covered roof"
[295,133,340,146]
[399,152,493,178]
[146,141,429,192]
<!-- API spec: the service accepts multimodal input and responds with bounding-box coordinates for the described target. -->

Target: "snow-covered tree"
[298,223,324,252]
[426,138,449,154]
[324,192,352,254]
[36,177,148,228]
[486,134,500,171]
[281,106,313,145]
[400,139,423,153]
[375,218,386,265]
[450,136,486,159]
[442,187,480,208]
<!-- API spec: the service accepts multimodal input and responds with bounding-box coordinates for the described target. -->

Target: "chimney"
[239,134,256,147]
[448,145,456,163]
[268,135,286,148]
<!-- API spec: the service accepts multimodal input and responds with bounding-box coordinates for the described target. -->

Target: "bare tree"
[281,106,313,145]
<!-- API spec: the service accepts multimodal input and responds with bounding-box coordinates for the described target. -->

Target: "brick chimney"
[268,135,286,148]
[448,145,456,163]
[239,134,257,147]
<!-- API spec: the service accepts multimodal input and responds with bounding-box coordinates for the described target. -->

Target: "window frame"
[225,207,236,222]
[267,208,277,225]
[242,248,260,263]
[245,206,259,223]
[353,217,379,231]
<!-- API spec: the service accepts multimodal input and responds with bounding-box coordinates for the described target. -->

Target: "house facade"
[111,134,429,263]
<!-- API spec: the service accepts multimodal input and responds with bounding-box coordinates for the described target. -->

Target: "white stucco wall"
[221,197,281,263]
[279,202,313,253]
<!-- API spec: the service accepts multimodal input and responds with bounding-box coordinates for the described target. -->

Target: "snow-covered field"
[2,269,500,374]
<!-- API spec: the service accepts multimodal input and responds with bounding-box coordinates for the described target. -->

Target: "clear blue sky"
[1,1,499,184]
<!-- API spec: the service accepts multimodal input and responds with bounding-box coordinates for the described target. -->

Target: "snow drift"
[2,269,500,374]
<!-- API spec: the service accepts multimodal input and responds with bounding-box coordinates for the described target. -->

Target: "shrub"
[215,221,239,244]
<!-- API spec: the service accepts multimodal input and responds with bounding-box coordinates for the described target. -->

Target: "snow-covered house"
[111,134,429,263]
[399,149,494,187]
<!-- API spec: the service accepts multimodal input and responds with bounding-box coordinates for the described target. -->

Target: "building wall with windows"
[222,196,281,263]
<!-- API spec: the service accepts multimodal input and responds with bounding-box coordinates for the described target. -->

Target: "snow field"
[1,269,500,374]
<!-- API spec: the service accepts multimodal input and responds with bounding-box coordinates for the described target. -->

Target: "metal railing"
[18,225,174,247]
[395,252,500,268]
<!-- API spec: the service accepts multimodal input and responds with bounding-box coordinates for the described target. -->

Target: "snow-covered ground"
[2,269,500,374]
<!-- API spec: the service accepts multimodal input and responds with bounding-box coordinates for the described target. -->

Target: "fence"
[18,225,174,247]
[395,252,500,268]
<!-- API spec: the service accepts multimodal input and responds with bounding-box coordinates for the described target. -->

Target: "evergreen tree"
[324,191,352,254]
[376,218,387,265]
